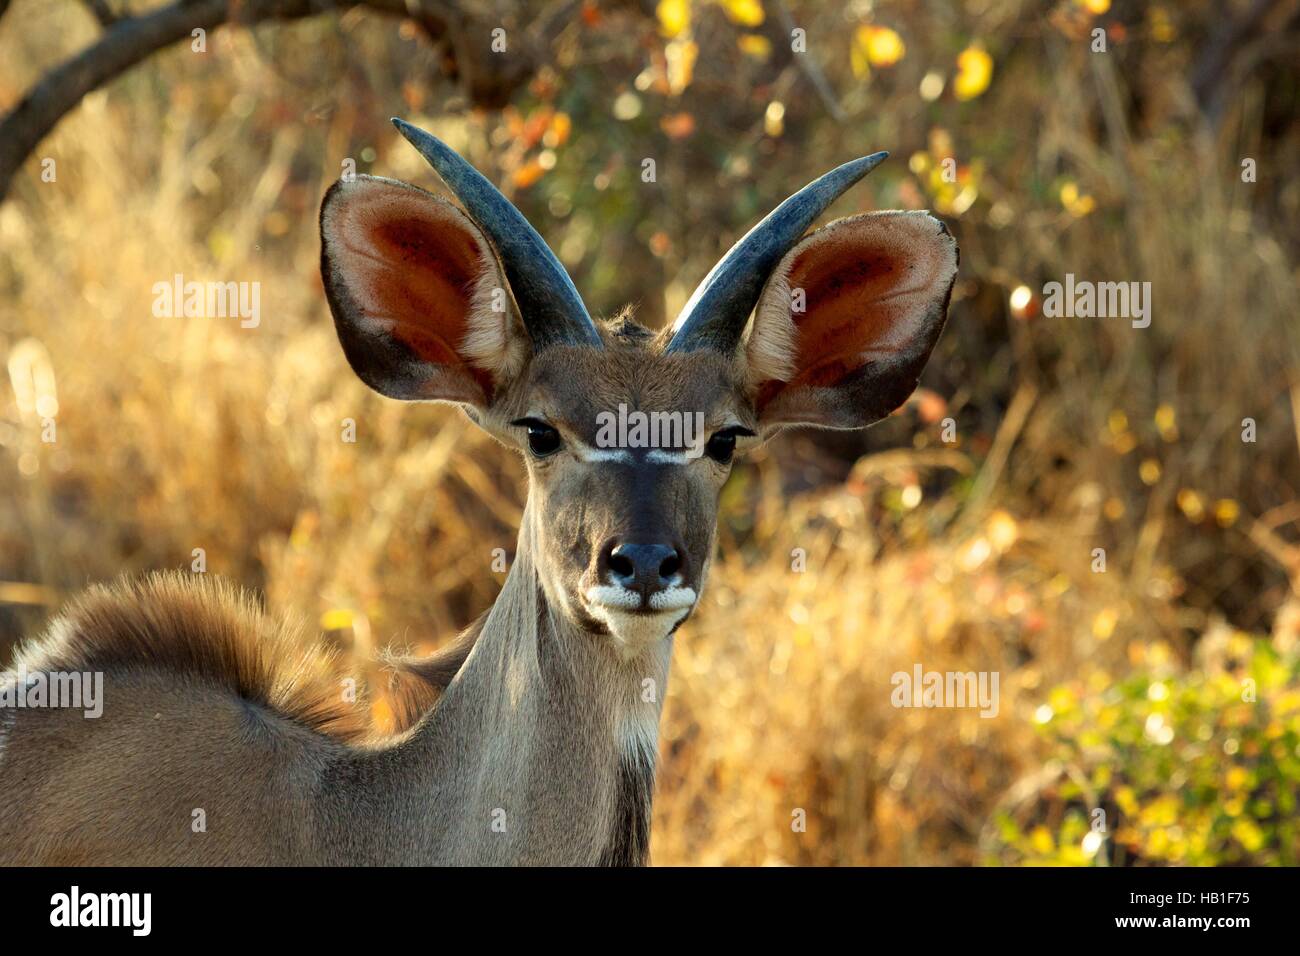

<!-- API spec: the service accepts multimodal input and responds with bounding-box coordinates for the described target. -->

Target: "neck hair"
[338,498,671,865]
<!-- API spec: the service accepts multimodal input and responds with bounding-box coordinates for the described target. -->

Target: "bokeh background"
[1,0,1298,865]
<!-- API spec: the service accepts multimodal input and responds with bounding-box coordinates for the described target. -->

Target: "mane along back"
[12,572,371,742]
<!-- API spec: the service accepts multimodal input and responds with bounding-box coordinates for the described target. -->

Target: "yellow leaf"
[854,25,905,69]
[544,112,571,148]
[1150,5,1177,43]
[320,608,354,631]
[656,0,691,38]
[954,45,993,100]
[721,0,764,28]
[850,35,870,79]
[1177,488,1205,522]
[737,33,772,59]
[987,509,1018,552]
[1092,608,1118,640]
[1231,818,1265,853]
[870,27,905,66]
[1030,825,1055,854]
[1155,403,1178,441]
[666,38,698,95]
[764,100,785,137]
[1059,180,1096,217]
[1115,785,1138,816]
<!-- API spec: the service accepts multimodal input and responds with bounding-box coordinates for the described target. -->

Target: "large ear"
[319,174,527,406]
[743,211,957,432]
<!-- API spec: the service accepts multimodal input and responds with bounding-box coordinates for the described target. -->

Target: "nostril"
[606,541,684,595]
[608,552,636,581]
[659,550,682,582]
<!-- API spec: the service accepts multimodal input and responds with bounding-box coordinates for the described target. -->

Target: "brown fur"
[11,572,374,743]
[10,572,472,744]
[379,618,484,731]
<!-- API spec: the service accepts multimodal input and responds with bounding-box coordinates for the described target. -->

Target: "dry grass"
[1,1,1297,865]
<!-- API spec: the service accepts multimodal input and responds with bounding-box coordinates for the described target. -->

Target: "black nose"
[602,541,683,603]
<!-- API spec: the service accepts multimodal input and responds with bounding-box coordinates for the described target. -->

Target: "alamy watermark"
[1042,273,1151,329]
[1,669,103,718]
[595,403,705,459]
[891,664,999,718]
[151,273,261,328]
[50,886,151,936]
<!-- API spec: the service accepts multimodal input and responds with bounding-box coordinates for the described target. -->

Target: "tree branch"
[81,0,120,28]
[0,0,548,201]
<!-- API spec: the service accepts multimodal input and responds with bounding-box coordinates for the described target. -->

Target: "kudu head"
[320,119,957,659]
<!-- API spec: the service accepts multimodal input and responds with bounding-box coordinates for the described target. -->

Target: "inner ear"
[745,211,958,430]
[320,175,526,405]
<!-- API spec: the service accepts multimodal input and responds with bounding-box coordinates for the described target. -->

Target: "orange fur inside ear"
[785,245,906,387]
[749,211,958,417]
[329,182,502,400]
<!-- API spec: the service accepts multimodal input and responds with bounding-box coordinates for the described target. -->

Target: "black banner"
[0,865,1282,942]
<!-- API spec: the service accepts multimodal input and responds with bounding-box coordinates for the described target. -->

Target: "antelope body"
[0,120,957,865]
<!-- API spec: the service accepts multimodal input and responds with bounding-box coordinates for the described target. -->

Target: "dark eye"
[511,418,561,458]
[705,426,754,465]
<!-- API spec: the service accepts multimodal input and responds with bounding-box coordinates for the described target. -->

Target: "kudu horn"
[665,151,889,355]
[392,117,603,350]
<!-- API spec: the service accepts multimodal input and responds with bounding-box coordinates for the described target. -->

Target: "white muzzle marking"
[584,584,697,656]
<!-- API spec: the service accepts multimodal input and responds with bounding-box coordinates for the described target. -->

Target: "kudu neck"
[392,497,671,864]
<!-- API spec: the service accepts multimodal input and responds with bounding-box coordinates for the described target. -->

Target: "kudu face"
[495,345,746,655]
[321,119,958,658]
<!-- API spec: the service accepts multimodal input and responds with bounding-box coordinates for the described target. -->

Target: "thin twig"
[959,383,1039,528]
[774,0,845,123]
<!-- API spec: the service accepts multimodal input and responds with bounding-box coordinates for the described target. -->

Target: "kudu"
[0,119,957,865]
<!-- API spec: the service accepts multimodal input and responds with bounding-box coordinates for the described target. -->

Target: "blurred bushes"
[994,638,1300,865]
